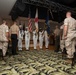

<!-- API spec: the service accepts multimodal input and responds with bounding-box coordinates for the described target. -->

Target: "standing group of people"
[0,11,76,64]
[0,20,49,59]
[54,11,76,63]
[18,27,49,51]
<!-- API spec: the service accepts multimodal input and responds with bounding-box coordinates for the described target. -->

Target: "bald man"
[63,11,76,63]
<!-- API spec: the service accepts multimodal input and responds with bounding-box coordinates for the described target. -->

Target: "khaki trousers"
[0,42,8,56]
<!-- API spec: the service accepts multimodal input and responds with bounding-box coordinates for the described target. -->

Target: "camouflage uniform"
[0,24,9,56]
[60,25,65,51]
[64,17,76,58]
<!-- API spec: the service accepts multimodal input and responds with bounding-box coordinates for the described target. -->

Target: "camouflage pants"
[60,40,65,51]
[0,42,8,56]
[65,38,76,58]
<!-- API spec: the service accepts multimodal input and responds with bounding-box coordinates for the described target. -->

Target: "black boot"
[0,49,4,60]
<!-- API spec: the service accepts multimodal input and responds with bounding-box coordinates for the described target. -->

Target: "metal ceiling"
[10,0,76,22]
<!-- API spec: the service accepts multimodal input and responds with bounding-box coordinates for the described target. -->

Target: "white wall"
[0,0,17,16]
[0,16,61,29]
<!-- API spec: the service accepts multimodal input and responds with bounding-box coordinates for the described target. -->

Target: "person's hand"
[9,38,11,42]
[6,38,9,42]
[64,35,67,40]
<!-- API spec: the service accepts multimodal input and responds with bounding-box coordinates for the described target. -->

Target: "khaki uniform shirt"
[10,24,19,35]
[54,28,60,36]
